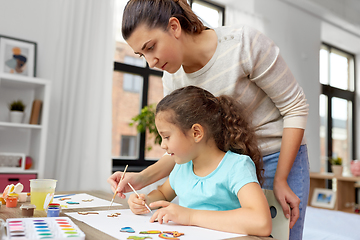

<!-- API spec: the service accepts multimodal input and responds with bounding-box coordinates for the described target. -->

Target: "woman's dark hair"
[122,0,206,40]
[156,86,264,186]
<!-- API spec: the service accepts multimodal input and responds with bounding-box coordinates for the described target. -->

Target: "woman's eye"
[148,45,154,51]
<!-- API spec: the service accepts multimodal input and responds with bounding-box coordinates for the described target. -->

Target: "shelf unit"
[309,172,360,212]
[0,72,51,181]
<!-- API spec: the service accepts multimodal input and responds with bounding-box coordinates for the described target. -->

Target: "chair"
[262,189,290,240]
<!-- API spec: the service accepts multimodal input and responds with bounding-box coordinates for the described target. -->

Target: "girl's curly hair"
[156,86,264,186]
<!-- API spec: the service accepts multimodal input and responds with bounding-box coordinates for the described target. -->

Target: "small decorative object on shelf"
[0,153,26,170]
[29,99,42,124]
[18,156,33,170]
[8,99,26,123]
[0,35,37,77]
[350,160,360,177]
[330,156,343,176]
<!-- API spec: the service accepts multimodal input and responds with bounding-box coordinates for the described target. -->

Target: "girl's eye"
[148,45,154,51]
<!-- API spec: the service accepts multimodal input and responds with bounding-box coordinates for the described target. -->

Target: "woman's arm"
[273,127,304,229]
[149,182,272,236]
[244,27,308,227]
[107,154,175,198]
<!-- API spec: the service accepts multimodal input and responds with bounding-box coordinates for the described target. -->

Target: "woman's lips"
[161,63,167,70]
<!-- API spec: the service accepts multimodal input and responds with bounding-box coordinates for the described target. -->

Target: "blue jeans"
[263,145,310,240]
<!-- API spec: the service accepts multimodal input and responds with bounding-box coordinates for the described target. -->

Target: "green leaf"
[129,104,162,151]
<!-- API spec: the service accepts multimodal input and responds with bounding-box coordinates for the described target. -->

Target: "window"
[120,136,137,157]
[189,0,225,27]
[319,43,356,173]
[123,56,144,93]
[112,0,225,172]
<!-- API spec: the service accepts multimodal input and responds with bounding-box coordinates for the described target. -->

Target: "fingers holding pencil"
[108,170,145,199]
[128,182,152,213]
[128,183,152,214]
[109,165,128,209]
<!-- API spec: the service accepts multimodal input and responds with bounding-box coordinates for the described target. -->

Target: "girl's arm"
[128,178,176,214]
[149,182,272,236]
[107,154,176,198]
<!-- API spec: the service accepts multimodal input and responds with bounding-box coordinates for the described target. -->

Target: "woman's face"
[126,24,183,73]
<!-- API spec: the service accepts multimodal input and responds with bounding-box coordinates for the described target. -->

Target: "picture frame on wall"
[0,35,37,77]
[311,188,336,209]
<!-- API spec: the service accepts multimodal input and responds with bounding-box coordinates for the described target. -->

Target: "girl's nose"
[160,141,167,150]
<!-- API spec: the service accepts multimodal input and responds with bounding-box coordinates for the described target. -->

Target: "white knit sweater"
[162,25,309,156]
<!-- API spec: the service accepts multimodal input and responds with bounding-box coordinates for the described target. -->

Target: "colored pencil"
[128,182,152,213]
[109,164,128,209]
[53,194,76,199]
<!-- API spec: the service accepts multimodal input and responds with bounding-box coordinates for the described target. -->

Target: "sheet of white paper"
[66,209,244,240]
[52,193,121,209]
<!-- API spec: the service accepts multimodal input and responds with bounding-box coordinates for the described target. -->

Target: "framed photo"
[311,188,336,209]
[0,35,37,77]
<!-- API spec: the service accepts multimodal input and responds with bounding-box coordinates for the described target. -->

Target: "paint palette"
[6,217,85,240]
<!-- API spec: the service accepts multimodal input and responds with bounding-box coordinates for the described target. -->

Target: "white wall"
[0,1,56,80]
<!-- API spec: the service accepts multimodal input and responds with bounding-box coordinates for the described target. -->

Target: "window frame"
[320,42,357,172]
[189,0,225,27]
[112,61,163,172]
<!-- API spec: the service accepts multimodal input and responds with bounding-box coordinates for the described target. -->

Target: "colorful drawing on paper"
[120,227,135,233]
[127,237,152,240]
[140,230,162,234]
[158,233,179,239]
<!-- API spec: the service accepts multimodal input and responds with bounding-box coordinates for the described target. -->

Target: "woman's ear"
[168,17,182,39]
[191,124,204,143]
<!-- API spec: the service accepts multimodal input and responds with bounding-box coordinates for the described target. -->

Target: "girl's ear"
[191,124,204,143]
[168,17,182,39]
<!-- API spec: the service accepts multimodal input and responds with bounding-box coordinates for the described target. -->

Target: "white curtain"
[43,0,114,192]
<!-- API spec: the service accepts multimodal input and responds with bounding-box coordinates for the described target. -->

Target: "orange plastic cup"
[5,196,18,208]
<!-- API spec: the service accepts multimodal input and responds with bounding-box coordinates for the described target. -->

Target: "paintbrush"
[128,182,152,213]
[109,164,128,209]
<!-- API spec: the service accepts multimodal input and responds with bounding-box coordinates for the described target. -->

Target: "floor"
[303,206,360,240]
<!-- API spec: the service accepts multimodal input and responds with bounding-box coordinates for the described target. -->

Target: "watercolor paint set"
[6,217,85,240]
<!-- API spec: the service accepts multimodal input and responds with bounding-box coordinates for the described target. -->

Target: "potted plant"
[8,100,26,123]
[129,104,161,151]
[330,156,343,176]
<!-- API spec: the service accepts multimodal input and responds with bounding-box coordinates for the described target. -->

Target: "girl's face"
[155,111,196,164]
[126,24,183,74]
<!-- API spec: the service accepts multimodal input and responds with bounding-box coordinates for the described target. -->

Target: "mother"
[108,0,309,238]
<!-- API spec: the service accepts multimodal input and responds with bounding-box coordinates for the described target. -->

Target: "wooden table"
[0,190,273,240]
[309,172,360,212]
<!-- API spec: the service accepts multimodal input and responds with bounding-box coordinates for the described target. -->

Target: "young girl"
[128,86,272,236]
[109,0,310,238]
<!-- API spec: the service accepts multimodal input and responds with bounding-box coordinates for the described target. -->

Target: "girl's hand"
[149,201,192,225]
[273,179,300,229]
[107,171,144,199]
[128,193,151,215]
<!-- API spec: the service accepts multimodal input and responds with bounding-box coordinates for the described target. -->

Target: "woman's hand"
[273,178,300,229]
[149,201,192,225]
[107,172,144,199]
[128,193,151,215]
